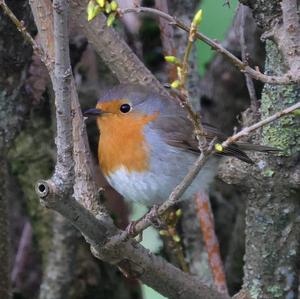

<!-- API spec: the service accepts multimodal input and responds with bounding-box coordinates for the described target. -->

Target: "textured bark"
[0,158,11,299]
[180,199,213,283]
[219,1,300,298]
[29,2,142,299]
[0,0,34,149]
[243,40,300,299]
[70,0,168,96]
[239,0,281,29]
[71,242,142,299]
[0,1,35,298]
[39,213,78,299]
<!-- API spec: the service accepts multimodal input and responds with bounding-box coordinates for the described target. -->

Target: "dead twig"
[195,192,228,295]
[11,221,32,286]
[155,0,177,81]
[0,0,49,68]
[239,4,258,114]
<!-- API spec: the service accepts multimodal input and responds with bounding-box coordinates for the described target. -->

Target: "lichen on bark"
[242,40,300,299]
[261,40,300,155]
[8,111,55,259]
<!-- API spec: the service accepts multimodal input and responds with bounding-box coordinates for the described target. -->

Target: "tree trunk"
[0,1,35,298]
[39,213,78,299]
[219,1,300,298]
[0,158,11,299]
[242,39,300,299]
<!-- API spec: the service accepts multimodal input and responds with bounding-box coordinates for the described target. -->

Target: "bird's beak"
[83,108,103,117]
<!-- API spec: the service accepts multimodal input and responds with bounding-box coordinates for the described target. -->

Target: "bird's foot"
[125,220,143,242]
[146,205,164,229]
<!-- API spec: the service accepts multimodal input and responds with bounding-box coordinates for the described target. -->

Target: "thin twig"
[222,101,300,147]
[11,221,32,286]
[155,0,177,81]
[195,192,228,295]
[171,10,206,150]
[118,6,300,84]
[0,0,47,66]
[239,5,258,113]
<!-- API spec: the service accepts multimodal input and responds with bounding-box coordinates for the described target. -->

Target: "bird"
[84,84,277,206]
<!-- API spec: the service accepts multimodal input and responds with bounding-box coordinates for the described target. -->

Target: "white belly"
[105,155,218,206]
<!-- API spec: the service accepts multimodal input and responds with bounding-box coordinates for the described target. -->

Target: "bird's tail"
[235,142,280,152]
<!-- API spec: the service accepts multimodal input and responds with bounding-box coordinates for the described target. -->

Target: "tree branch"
[195,192,228,295]
[51,0,74,190]
[0,0,46,65]
[38,214,77,299]
[70,0,168,96]
[239,4,258,113]
[0,158,11,299]
[118,6,300,85]
[221,100,300,148]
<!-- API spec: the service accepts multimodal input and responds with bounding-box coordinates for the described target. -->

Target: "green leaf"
[95,0,105,8]
[192,9,203,26]
[164,56,181,65]
[105,2,111,14]
[292,109,300,116]
[106,12,117,27]
[170,80,180,89]
[87,0,101,21]
[110,1,118,11]
[214,143,223,152]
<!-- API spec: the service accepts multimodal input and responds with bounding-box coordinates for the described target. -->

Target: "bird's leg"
[145,204,164,229]
[124,205,162,241]
[125,220,144,242]
[125,220,137,235]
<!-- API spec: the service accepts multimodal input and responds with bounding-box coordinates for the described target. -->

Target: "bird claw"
[146,205,164,229]
[125,221,143,242]
[123,205,163,241]
[126,220,137,236]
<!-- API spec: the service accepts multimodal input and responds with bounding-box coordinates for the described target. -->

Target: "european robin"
[84,84,276,206]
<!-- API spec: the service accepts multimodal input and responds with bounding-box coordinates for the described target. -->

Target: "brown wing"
[152,111,271,164]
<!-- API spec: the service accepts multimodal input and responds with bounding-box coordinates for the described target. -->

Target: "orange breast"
[97,112,158,176]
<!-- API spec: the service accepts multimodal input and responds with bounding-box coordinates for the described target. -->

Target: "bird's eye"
[120,103,131,113]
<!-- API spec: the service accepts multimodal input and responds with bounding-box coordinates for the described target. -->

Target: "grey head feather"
[98,84,180,116]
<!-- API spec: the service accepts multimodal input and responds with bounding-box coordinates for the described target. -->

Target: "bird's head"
[83,84,176,128]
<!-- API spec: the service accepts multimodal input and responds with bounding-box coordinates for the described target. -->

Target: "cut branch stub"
[35,180,49,198]
[35,179,58,204]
